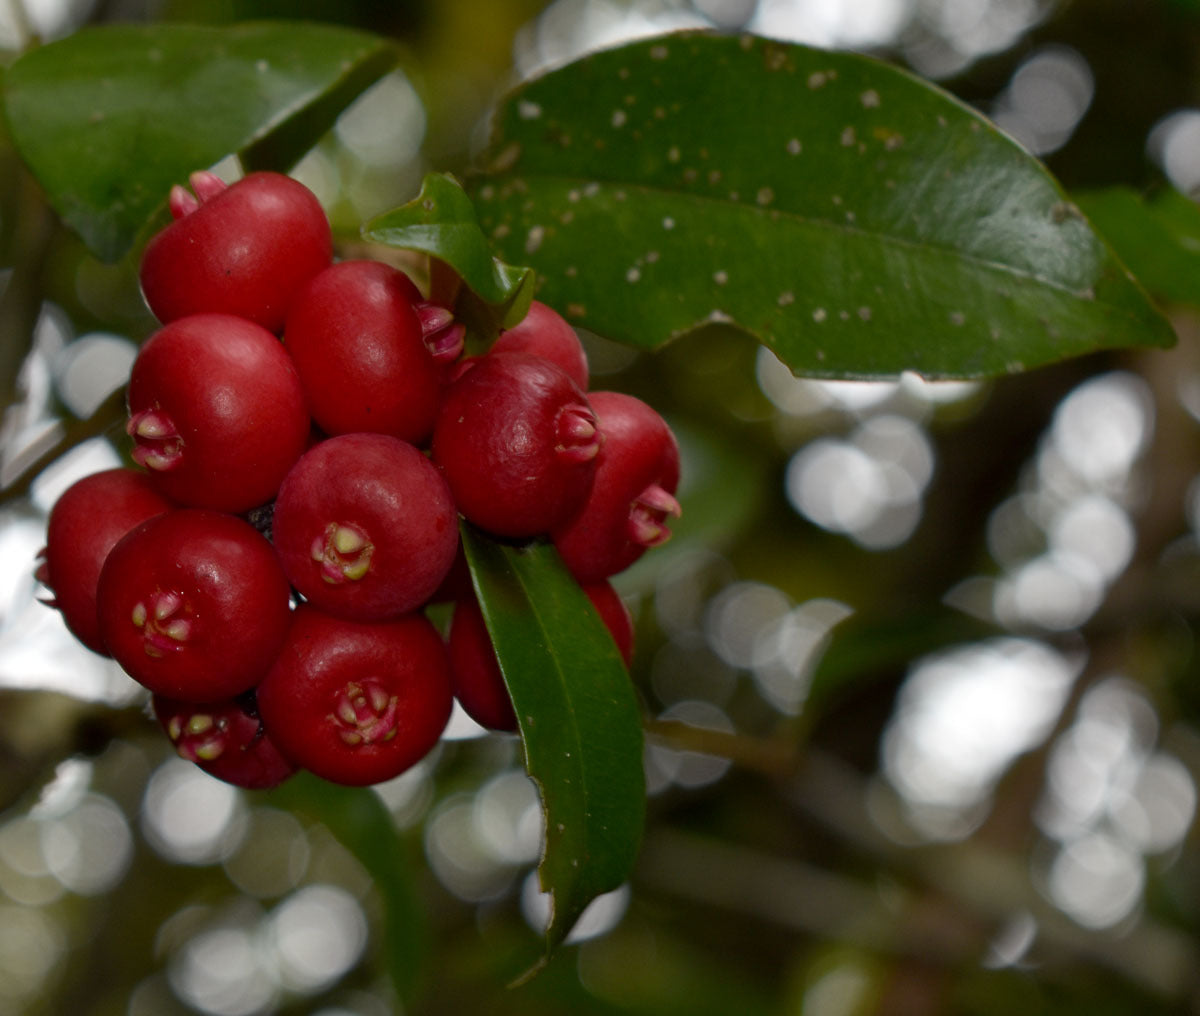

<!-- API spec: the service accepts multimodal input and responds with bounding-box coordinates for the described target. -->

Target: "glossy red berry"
[448,580,633,732]
[256,605,453,786]
[553,391,681,583]
[96,509,292,701]
[432,352,601,539]
[271,433,459,621]
[153,693,297,790]
[126,313,310,513]
[492,300,589,391]
[283,260,458,443]
[139,171,332,333]
[36,468,174,655]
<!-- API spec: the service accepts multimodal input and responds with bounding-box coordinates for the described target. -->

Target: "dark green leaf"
[460,524,645,953]
[470,32,1173,379]
[363,172,535,337]
[265,771,427,1004]
[3,21,399,261]
[1075,185,1200,308]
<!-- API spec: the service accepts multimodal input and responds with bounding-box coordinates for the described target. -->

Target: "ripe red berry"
[491,300,589,391]
[139,171,332,333]
[448,580,633,732]
[126,313,310,513]
[283,260,455,443]
[271,433,459,621]
[36,468,174,655]
[153,693,297,790]
[552,391,681,583]
[432,352,601,539]
[96,509,292,701]
[256,605,453,786]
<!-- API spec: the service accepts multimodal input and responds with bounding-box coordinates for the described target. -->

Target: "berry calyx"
[130,589,194,657]
[417,303,466,363]
[311,522,374,584]
[331,680,400,746]
[167,170,228,218]
[628,483,683,547]
[555,403,603,463]
[126,408,184,472]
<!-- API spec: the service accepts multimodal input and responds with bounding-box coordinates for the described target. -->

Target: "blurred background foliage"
[5,0,1200,1014]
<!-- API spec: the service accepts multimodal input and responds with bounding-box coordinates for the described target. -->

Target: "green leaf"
[363,172,535,337]
[470,31,1173,379]
[1075,185,1200,308]
[460,524,645,954]
[265,771,427,1004]
[3,21,399,262]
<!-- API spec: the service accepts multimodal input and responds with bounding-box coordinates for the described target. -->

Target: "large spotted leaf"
[469,31,1172,379]
[3,21,398,261]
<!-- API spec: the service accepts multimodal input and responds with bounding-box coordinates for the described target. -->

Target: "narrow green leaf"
[3,21,399,261]
[470,32,1173,379]
[460,524,645,952]
[1075,185,1200,308]
[264,771,426,1004]
[363,172,535,337]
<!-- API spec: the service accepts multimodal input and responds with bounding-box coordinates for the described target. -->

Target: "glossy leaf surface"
[363,172,535,336]
[460,525,645,952]
[3,21,398,261]
[471,32,1173,379]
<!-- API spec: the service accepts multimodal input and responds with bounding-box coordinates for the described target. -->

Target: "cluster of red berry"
[35,171,681,790]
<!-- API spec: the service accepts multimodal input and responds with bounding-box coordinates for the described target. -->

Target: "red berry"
[126,313,310,513]
[271,433,459,621]
[140,171,332,332]
[36,468,174,655]
[432,352,601,539]
[448,580,633,733]
[283,261,453,443]
[153,693,297,790]
[492,301,589,390]
[96,509,292,701]
[552,391,681,582]
[256,605,452,786]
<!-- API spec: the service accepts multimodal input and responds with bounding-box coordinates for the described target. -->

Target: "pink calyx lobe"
[131,589,194,657]
[417,303,466,363]
[332,680,400,746]
[628,483,682,548]
[127,408,184,472]
[168,170,228,219]
[310,522,374,584]
[555,404,603,463]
